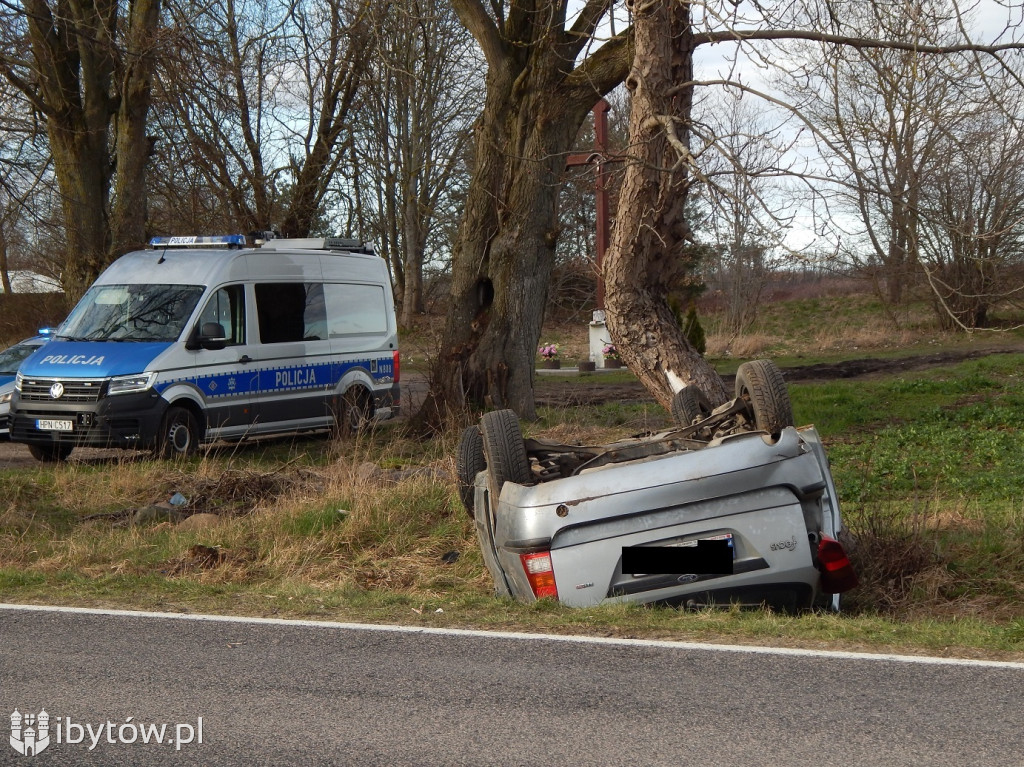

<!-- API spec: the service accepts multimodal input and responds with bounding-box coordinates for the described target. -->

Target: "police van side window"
[198,285,245,345]
[255,283,327,343]
[324,284,387,337]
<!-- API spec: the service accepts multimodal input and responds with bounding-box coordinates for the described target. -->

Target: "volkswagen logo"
[49,382,64,400]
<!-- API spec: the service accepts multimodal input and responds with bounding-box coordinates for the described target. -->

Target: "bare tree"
[153,0,373,236]
[354,0,481,328]
[602,0,1024,411]
[917,92,1024,329]
[698,92,785,336]
[778,0,974,312]
[0,0,163,301]
[778,0,1024,330]
[0,77,50,294]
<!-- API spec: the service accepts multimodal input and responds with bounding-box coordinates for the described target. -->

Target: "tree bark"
[603,0,728,410]
[17,0,162,303]
[414,1,630,428]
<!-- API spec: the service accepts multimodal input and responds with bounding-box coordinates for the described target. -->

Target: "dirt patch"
[534,346,1024,408]
[535,380,653,407]
[778,347,1022,383]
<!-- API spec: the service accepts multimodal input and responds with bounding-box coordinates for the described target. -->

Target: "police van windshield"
[58,284,205,342]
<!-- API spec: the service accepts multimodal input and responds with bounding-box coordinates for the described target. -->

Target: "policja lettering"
[275,368,317,387]
[40,354,105,366]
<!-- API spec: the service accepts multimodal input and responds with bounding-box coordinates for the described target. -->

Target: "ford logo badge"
[49,382,64,399]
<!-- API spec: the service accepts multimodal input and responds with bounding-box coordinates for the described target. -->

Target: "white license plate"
[36,419,73,432]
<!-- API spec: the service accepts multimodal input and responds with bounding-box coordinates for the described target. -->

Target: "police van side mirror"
[188,321,228,351]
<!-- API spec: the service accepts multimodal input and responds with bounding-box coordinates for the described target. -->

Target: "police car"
[10,235,399,461]
[0,334,49,440]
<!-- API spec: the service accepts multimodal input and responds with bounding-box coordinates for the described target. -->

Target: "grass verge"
[2,356,1023,660]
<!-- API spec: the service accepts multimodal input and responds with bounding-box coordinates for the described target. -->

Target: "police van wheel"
[28,442,73,462]
[157,407,200,459]
[333,388,372,438]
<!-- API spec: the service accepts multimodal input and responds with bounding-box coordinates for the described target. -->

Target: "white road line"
[3,602,1023,670]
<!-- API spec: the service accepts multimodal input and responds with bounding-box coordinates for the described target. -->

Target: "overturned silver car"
[457,360,857,612]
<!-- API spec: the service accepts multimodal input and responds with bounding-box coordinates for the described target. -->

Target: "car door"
[190,283,261,435]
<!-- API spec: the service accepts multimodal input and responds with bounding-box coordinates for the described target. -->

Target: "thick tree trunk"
[110,0,162,259]
[400,188,425,328]
[22,0,162,304]
[414,3,631,428]
[48,128,111,303]
[604,0,728,410]
[418,72,577,423]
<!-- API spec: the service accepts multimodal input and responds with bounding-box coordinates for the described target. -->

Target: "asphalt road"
[1,606,1022,766]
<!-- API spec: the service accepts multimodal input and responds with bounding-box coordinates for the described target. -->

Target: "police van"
[10,235,399,461]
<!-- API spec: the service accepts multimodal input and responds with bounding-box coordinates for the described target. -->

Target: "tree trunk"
[414,2,631,428]
[110,0,162,259]
[20,0,163,304]
[47,125,111,303]
[400,179,425,328]
[604,0,728,410]
[0,232,11,294]
[418,71,577,423]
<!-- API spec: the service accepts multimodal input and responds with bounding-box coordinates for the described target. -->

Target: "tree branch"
[450,0,505,67]
[563,29,633,99]
[694,27,1024,56]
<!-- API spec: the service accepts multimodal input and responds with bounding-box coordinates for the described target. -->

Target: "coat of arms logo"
[10,709,50,757]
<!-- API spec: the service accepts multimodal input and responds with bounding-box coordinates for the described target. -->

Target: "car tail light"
[817,534,858,593]
[520,552,558,600]
[393,350,401,383]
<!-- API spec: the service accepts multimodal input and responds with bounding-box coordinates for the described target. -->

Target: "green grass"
[3,348,1024,659]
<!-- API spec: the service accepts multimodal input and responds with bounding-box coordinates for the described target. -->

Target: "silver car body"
[473,425,845,611]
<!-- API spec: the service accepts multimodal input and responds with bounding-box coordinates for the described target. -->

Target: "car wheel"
[479,409,531,512]
[333,388,372,438]
[456,425,486,518]
[28,442,73,462]
[671,385,713,426]
[156,406,200,459]
[735,359,794,435]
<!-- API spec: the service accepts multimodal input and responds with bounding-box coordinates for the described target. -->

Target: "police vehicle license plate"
[37,419,73,431]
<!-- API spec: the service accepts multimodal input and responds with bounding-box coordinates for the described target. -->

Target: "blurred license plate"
[37,419,73,431]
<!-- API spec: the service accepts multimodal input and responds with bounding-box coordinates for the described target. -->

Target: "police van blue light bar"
[148,235,248,249]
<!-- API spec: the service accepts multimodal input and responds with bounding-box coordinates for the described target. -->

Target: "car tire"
[479,409,531,511]
[156,406,200,459]
[456,425,486,518]
[671,385,714,426]
[735,359,794,435]
[28,442,73,462]
[333,387,372,438]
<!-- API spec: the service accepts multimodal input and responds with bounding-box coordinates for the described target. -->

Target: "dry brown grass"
[812,321,922,352]
[705,333,783,358]
[841,498,1024,621]
[17,436,483,593]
